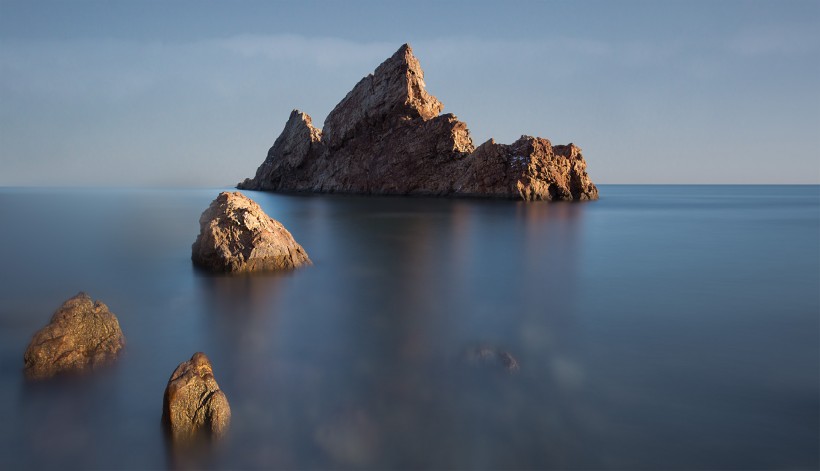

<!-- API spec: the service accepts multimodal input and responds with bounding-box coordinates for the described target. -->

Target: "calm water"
[0,185,817,470]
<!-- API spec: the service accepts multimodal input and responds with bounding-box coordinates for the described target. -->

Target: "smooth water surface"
[0,185,817,470]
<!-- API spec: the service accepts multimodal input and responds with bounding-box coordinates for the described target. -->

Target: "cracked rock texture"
[162,352,231,442]
[191,191,311,273]
[23,292,125,380]
[239,43,598,201]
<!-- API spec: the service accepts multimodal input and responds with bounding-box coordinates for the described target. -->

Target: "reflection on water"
[0,186,817,469]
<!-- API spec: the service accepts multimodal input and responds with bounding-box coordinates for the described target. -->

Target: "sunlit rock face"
[239,44,598,201]
[24,292,125,380]
[162,352,231,442]
[191,191,311,273]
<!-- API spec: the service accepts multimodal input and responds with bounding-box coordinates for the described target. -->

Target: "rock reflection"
[314,407,380,467]
[164,431,224,471]
[195,272,285,355]
[18,372,121,469]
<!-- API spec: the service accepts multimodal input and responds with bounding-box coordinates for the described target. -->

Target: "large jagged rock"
[23,292,125,380]
[239,43,598,201]
[191,191,311,273]
[162,352,231,442]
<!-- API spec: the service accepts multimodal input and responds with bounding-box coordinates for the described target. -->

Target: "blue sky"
[1,0,818,185]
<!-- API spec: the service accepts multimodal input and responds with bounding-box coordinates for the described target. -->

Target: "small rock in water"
[191,191,312,273]
[162,352,231,442]
[23,292,125,380]
[464,345,520,373]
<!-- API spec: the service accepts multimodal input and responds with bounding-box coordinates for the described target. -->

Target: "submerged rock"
[23,292,125,380]
[464,345,520,373]
[162,352,231,442]
[191,191,311,273]
[239,43,598,201]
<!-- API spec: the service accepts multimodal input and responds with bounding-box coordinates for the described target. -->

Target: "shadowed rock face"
[191,191,311,273]
[239,43,598,201]
[23,292,125,380]
[162,352,231,442]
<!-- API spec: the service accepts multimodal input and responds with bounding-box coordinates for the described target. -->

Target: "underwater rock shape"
[463,345,520,373]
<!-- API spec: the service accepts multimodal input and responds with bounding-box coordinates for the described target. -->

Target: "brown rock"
[162,352,231,442]
[239,43,598,201]
[191,191,311,273]
[23,292,125,380]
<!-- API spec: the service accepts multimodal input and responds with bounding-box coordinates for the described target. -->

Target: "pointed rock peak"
[322,43,444,145]
[283,109,321,141]
[372,43,442,119]
[386,43,416,67]
[287,109,312,126]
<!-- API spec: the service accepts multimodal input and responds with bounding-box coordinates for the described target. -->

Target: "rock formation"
[191,191,311,273]
[239,44,598,201]
[23,292,126,380]
[162,352,231,442]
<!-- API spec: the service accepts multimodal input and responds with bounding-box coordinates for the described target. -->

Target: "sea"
[0,185,817,470]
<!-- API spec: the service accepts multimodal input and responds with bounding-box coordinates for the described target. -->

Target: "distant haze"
[1,0,818,186]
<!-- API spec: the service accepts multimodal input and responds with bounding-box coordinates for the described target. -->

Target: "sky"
[0,0,818,186]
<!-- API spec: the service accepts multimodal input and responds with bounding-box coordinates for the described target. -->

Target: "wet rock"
[464,345,520,373]
[162,352,231,442]
[239,43,598,201]
[191,191,311,273]
[23,292,125,380]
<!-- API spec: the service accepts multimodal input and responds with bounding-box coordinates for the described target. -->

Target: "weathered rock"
[239,43,598,201]
[23,292,125,380]
[162,352,231,442]
[191,191,311,273]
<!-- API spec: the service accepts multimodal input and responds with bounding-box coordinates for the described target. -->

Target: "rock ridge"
[239,43,598,201]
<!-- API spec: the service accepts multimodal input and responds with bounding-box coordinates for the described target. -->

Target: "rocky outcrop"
[191,191,311,273]
[23,292,125,380]
[162,352,231,442]
[239,43,598,201]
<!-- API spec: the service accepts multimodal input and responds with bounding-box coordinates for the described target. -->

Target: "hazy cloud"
[725,24,820,57]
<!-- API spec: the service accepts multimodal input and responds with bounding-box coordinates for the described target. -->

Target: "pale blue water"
[0,185,817,470]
